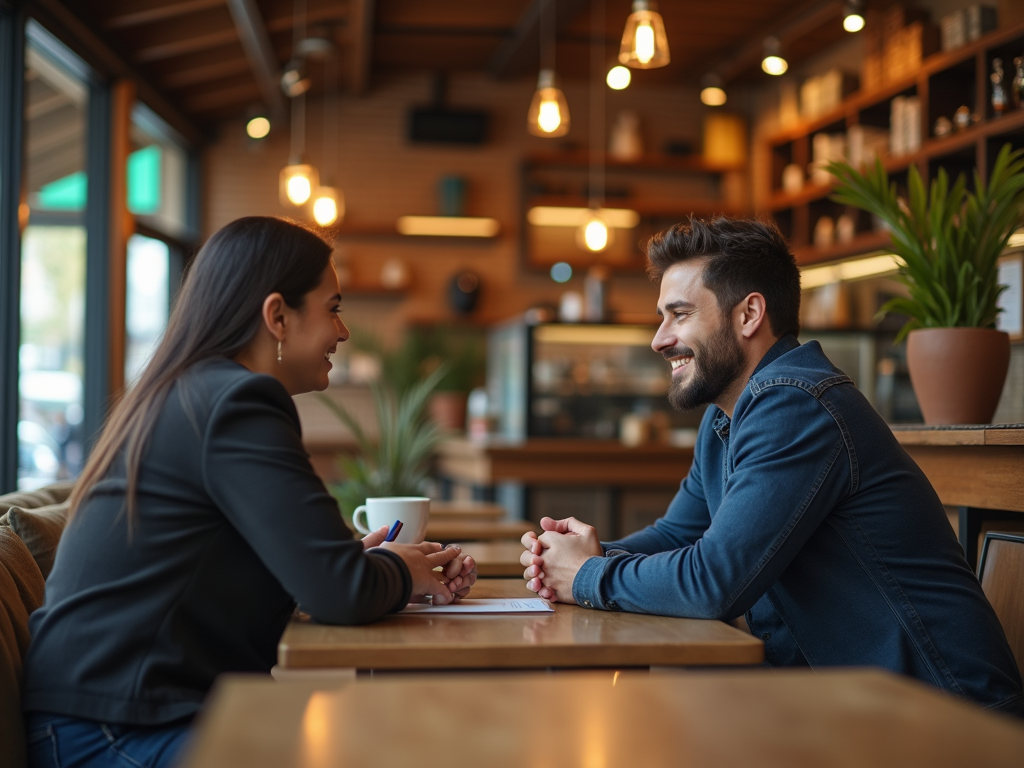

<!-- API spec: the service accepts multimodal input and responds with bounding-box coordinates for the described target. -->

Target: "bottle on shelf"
[991,58,1007,116]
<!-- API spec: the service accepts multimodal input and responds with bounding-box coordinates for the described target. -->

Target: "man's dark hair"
[646,217,801,338]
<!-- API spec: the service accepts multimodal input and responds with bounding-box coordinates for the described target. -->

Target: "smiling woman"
[20,217,477,768]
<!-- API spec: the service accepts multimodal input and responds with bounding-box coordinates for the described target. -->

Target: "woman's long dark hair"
[70,216,333,518]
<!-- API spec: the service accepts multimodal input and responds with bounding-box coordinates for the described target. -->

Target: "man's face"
[651,261,746,411]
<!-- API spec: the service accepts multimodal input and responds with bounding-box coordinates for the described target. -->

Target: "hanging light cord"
[289,0,307,162]
[540,0,555,72]
[589,0,605,210]
[324,46,338,185]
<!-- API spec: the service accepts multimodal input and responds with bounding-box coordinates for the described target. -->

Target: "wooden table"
[893,424,1024,567]
[182,669,1024,768]
[278,579,763,671]
[457,540,526,577]
[425,519,536,542]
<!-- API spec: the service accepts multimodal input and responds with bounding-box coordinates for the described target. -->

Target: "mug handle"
[352,505,370,534]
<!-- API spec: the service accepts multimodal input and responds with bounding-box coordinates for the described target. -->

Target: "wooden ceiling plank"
[161,56,251,88]
[136,28,239,63]
[225,0,286,119]
[265,4,351,34]
[489,0,592,80]
[184,81,262,112]
[104,0,226,29]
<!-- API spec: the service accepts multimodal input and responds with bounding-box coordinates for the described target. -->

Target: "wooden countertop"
[892,423,1024,446]
[435,438,693,486]
[183,670,1024,768]
[278,579,762,670]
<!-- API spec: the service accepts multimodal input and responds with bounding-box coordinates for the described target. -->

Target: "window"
[19,32,89,489]
[125,233,169,384]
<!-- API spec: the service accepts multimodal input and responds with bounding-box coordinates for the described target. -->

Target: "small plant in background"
[827,143,1024,342]
[319,365,447,524]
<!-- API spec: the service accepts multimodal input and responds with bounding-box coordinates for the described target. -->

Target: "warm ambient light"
[246,116,270,139]
[619,0,670,69]
[606,65,631,90]
[843,13,865,32]
[762,55,788,76]
[528,206,640,228]
[800,253,904,289]
[279,163,318,206]
[528,70,570,137]
[580,215,611,252]
[701,86,727,106]
[396,216,500,237]
[311,187,344,227]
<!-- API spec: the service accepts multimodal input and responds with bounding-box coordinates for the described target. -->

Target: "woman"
[22,217,475,767]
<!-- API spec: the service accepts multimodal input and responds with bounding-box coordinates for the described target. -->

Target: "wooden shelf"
[524,151,745,174]
[527,194,742,218]
[792,231,894,267]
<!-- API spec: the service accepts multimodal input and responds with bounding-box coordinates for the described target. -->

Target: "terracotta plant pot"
[428,391,468,432]
[906,328,1010,425]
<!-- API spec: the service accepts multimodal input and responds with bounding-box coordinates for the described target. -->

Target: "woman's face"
[283,262,349,394]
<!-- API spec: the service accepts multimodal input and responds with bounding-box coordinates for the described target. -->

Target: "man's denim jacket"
[573,335,1023,715]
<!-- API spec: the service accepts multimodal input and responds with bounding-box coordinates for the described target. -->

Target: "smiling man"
[521,217,1023,716]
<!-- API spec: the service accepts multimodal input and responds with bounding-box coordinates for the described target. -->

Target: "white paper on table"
[400,598,553,614]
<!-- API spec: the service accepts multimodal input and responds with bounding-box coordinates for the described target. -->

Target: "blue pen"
[384,519,403,542]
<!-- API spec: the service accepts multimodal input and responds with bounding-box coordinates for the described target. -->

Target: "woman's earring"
[277,339,283,363]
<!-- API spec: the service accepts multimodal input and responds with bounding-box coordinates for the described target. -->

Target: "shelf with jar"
[762,20,1024,267]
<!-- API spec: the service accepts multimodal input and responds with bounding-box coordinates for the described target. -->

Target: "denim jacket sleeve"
[573,384,853,619]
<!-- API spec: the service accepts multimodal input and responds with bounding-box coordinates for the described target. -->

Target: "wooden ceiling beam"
[104,0,225,29]
[489,0,592,80]
[183,80,262,112]
[226,0,286,120]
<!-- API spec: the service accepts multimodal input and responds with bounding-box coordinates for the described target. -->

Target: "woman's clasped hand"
[361,526,477,604]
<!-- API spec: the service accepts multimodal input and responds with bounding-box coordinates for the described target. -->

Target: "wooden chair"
[978,532,1024,679]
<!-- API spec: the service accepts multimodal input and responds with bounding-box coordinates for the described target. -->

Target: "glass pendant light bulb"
[528,69,570,137]
[246,116,270,139]
[311,186,344,227]
[761,37,788,76]
[618,1,670,69]
[279,163,319,207]
[843,12,865,32]
[606,65,631,90]
[577,212,611,252]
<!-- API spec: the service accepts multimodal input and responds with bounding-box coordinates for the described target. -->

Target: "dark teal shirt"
[24,359,410,724]
[573,336,1023,716]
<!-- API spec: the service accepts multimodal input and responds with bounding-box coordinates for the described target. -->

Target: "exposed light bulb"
[538,99,562,133]
[843,13,865,32]
[246,116,270,139]
[618,1,670,69]
[762,55,788,75]
[634,21,655,64]
[606,65,631,90]
[701,86,727,106]
[311,186,344,227]
[279,163,319,207]
[581,216,610,252]
[528,70,570,137]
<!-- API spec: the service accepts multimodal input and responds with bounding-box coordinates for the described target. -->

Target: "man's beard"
[666,319,746,411]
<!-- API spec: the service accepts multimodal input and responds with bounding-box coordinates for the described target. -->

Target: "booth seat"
[0,483,74,768]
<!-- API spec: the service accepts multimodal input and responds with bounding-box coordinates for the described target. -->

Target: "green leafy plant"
[319,364,447,522]
[827,143,1024,342]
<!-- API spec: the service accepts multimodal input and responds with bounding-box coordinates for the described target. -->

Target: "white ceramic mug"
[352,497,430,544]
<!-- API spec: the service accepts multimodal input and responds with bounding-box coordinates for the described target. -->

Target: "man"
[521,217,1023,717]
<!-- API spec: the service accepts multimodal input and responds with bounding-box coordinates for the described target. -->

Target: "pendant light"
[279,0,319,207]
[843,0,865,33]
[700,73,727,106]
[761,37,788,76]
[310,43,344,227]
[528,0,570,137]
[579,0,610,253]
[618,0,670,69]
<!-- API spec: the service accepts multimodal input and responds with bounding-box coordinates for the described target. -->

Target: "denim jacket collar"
[712,334,800,438]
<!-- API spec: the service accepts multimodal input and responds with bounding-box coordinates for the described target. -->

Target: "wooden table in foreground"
[893,424,1024,567]
[457,540,527,577]
[182,670,1024,768]
[278,579,763,671]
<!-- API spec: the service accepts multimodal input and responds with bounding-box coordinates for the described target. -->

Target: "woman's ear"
[261,292,288,341]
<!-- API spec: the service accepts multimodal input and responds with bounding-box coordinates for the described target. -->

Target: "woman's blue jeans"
[26,712,192,768]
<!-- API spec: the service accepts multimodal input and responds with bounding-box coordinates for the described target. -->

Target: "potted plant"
[318,366,446,525]
[828,144,1024,424]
